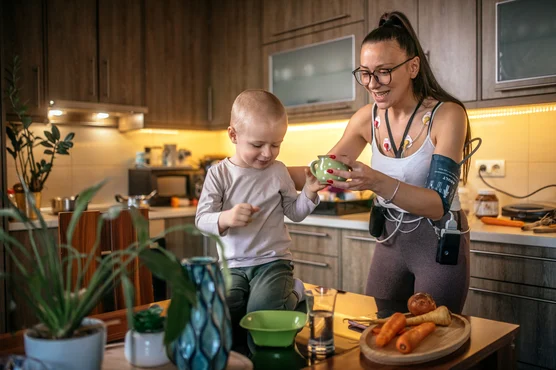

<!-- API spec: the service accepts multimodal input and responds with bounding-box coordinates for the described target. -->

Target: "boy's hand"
[218,203,260,233]
[303,167,327,202]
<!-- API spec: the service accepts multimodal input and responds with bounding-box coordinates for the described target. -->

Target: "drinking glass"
[305,287,338,358]
[0,355,47,370]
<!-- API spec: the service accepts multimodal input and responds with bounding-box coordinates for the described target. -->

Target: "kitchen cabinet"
[164,217,204,261]
[288,225,340,288]
[262,0,364,44]
[481,0,556,100]
[463,241,556,369]
[367,1,418,31]
[340,230,376,295]
[209,0,263,129]
[263,22,367,123]
[2,0,48,120]
[144,0,209,129]
[47,0,144,106]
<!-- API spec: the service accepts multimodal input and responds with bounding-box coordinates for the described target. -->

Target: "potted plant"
[0,179,232,370]
[124,305,169,367]
[4,55,75,218]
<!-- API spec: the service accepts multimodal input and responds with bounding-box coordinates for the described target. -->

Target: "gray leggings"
[365,210,470,314]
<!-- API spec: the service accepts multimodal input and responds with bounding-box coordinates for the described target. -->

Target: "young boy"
[195,89,324,348]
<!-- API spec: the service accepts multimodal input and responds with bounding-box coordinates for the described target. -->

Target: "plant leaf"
[64,132,75,141]
[22,116,32,129]
[51,124,60,140]
[164,292,191,346]
[7,147,16,159]
[40,141,54,148]
[44,149,53,155]
[44,131,55,143]
[66,180,108,244]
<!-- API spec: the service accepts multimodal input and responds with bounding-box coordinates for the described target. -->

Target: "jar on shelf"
[458,187,472,217]
[474,189,499,218]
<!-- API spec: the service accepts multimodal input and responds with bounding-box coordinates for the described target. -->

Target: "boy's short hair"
[230,89,287,132]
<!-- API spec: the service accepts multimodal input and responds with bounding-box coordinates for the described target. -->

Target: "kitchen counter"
[9,206,554,248]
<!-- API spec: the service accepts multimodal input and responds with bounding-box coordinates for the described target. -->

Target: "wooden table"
[100,289,519,370]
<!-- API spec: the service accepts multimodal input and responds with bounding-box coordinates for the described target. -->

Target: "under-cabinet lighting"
[48,109,64,117]
[95,112,110,119]
[468,103,556,120]
[287,120,349,132]
[138,129,179,135]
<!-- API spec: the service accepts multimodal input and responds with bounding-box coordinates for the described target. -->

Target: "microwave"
[128,167,205,206]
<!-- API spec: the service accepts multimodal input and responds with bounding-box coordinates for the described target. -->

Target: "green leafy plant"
[132,305,165,333]
[4,55,75,192]
[0,179,228,346]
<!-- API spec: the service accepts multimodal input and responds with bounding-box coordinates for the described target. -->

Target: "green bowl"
[240,310,308,347]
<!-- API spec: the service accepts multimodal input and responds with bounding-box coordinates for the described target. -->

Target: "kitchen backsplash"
[6,105,556,207]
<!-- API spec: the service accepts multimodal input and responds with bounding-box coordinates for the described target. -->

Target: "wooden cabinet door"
[263,22,367,123]
[98,0,144,106]
[340,230,376,294]
[209,0,263,129]
[164,217,203,260]
[47,0,97,103]
[263,0,364,44]
[367,0,418,32]
[418,0,477,102]
[291,251,339,289]
[463,277,556,369]
[2,0,47,119]
[145,0,209,129]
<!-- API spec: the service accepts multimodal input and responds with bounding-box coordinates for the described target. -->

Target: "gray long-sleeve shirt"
[195,158,318,268]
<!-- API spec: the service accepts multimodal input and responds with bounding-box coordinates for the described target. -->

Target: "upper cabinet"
[368,0,477,103]
[98,0,144,106]
[144,0,209,129]
[47,0,145,106]
[209,0,263,129]
[2,0,48,119]
[263,22,367,123]
[481,0,556,100]
[263,0,364,44]
[418,0,477,103]
[47,0,98,103]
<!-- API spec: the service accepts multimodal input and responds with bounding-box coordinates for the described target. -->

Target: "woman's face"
[358,40,419,109]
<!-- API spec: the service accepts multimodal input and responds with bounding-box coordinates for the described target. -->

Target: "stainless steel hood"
[47,100,148,132]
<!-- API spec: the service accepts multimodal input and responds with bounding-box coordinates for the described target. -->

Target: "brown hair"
[363,11,471,184]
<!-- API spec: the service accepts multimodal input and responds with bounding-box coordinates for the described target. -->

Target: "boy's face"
[229,116,287,169]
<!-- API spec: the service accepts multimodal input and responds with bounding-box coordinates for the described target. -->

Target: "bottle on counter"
[474,189,499,218]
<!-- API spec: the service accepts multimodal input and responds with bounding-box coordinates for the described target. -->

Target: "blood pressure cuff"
[425,154,461,216]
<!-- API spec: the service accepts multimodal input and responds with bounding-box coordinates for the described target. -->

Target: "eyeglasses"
[352,56,416,86]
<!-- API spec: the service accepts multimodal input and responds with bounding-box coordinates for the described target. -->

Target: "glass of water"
[305,287,338,358]
[0,355,47,370]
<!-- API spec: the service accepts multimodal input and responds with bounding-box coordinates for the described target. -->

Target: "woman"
[291,12,473,314]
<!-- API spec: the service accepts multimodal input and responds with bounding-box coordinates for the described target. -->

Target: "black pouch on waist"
[369,202,386,238]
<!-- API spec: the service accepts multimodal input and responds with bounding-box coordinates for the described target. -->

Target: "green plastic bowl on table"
[239,310,308,347]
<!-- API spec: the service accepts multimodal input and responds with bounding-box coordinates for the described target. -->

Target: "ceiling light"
[96,112,110,119]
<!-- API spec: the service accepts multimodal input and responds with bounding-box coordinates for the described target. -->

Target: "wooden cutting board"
[359,314,471,365]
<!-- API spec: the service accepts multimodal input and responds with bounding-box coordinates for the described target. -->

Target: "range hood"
[46,100,148,132]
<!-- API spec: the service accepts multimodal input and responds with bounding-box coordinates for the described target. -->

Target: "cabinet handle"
[103,59,110,98]
[470,249,556,263]
[344,235,376,243]
[101,250,111,256]
[469,287,556,305]
[289,230,329,237]
[33,66,41,108]
[90,58,96,97]
[273,14,350,36]
[207,87,213,122]
[293,259,329,268]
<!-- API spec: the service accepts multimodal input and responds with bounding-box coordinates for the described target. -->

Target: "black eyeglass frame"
[352,56,416,86]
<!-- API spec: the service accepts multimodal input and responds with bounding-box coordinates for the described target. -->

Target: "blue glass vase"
[172,257,232,370]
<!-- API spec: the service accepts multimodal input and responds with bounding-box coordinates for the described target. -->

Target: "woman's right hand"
[324,154,377,191]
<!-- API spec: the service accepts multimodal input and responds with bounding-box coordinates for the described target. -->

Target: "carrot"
[481,217,524,228]
[375,312,406,347]
[396,322,436,354]
[352,306,452,327]
[371,325,382,335]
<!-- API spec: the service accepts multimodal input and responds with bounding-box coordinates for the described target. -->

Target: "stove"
[501,203,556,222]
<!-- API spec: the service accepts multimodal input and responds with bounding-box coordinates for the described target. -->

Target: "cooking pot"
[51,195,85,215]
[115,190,157,209]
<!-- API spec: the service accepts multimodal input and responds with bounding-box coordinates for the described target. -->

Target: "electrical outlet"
[476,160,505,177]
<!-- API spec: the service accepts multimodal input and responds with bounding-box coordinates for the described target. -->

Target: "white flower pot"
[24,318,106,370]
[124,330,170,367]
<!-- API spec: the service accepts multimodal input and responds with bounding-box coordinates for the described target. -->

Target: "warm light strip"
[467,103,556,120]
[138,129,179,135]
[287,120,349,132]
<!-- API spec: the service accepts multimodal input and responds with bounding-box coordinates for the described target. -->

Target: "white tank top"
[371,102,461,213]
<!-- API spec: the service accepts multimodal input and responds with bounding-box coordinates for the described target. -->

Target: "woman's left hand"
[326,154,375,190]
